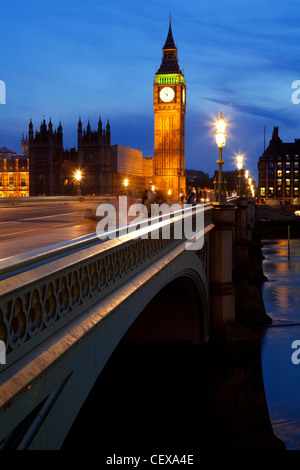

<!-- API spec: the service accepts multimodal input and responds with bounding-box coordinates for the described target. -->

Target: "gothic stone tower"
[153,19,186,200]
[77,117,111,195]
[28,118,64,196]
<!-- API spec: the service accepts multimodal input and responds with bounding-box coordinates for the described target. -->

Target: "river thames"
[261,238,300,450]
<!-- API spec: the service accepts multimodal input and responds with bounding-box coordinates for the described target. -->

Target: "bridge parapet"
[0,204,212,373]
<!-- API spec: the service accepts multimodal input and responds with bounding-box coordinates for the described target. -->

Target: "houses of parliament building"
[8,116,154,198]
[0,20,186,200]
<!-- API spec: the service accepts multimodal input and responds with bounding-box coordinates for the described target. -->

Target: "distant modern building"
[111,145,154,195]
[258,126,300,205]
[0,147,29,197]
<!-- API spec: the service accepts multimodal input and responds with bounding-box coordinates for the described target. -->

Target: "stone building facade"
[77,117,111,196]
[27,118,112,197]
[258,126,300,206]
[0,147,29,197]
[24,118,155,198]
[28,119,65,196]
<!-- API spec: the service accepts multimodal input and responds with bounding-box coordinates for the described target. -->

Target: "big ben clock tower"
[153,18,186,200]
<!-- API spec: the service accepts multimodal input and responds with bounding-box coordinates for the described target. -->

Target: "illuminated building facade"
[111,145,154,195]
[153,19,186,199]
[0,147,29,197]
[258,126,300,205]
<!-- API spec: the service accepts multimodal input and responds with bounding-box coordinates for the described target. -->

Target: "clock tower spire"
[153,19,186,201]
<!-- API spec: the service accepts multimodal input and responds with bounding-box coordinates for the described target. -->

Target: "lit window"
[277,170,282,177]
[277,179,282,185]
[260,187,265,196]
[286,179,291,186]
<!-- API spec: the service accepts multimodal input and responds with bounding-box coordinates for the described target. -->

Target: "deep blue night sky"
[1,0,300,181]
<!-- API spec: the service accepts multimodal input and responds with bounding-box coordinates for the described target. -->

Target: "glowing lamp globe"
[216,112,226,149]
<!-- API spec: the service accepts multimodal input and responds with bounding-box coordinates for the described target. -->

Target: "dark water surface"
[261,239,300,450]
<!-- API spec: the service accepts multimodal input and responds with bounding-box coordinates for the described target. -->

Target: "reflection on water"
[261,239,300,450]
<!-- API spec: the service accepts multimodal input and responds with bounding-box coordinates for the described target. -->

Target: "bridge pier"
[235,197,249,277]
[209,203,236,330]
[234,198,271,326]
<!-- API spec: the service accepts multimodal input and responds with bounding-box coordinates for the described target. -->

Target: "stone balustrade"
[0,204,212,370]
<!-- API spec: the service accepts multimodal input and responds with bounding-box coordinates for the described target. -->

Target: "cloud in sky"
[1,0,300,180]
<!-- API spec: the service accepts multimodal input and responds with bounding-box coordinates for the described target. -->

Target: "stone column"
[246,197,255,242]
[209,202,236,330]
[234,197,271,326]
[235,197,249,278]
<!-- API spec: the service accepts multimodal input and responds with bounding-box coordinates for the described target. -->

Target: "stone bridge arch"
[0,245,209,450]
[62,251,209,450]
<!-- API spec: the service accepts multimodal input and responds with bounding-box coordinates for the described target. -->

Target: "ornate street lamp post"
[214,112,227,202]
[237,154,243,196]
[248,177,252,197]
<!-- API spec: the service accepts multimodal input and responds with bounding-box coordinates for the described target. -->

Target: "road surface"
[0,201,100,261]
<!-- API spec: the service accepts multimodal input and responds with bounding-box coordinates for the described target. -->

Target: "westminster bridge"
[0,197,279,450]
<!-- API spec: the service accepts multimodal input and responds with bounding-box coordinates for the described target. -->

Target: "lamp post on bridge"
[236,153,243,196]
[214,111,227,203]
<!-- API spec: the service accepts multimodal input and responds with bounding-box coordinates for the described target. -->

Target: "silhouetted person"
[142,189,148,204]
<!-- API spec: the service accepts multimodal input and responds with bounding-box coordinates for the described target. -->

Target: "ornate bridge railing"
[0,203,213,373]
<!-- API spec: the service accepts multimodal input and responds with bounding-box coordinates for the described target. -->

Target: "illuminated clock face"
[159,87,175,103]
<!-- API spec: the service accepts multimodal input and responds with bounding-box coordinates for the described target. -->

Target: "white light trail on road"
[17,212,81,222]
